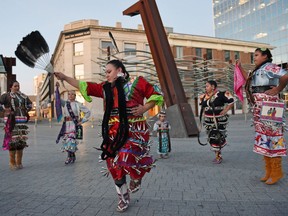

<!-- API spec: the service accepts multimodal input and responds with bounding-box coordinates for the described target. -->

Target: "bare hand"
[54,72,66,81]
[131,105,145,116]
[265,86,280,96]
[220,110,227,115]
[235,59,241,67]
[4,107,12,115]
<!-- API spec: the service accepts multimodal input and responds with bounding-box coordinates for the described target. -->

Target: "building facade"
[50,19,271,117]
[213,0,288,67]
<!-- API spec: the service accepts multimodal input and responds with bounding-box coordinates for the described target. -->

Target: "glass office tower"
[213,0,288,66]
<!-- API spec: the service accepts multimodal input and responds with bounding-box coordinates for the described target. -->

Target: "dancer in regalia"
[54,59,163,212]
[199,80,234,164]
[0,80,32,170]
[153,110,171,159]
[237,48,288,184]
[55,82,91,165]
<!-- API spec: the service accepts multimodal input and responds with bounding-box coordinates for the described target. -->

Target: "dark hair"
[255,48,273,62]
[207,80,217,88]
[100,60,129,160]
[8,80,19,88]
[106,59,130,80]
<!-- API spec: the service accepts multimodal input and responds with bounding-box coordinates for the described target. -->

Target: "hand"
[4,107,12,115]
[220,110,227,115]
[54,72,66,81]
[235,59,241,67]
[265,86,280,96]
[131,105,145,116]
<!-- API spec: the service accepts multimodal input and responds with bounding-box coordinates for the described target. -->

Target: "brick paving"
[0,114,287,216]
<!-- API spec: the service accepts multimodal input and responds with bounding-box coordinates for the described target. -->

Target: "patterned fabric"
[56,100,91,153]
[82,76,164,180]
[200,91,234,151]
[252,93,287,157]
[249,62,287,157]
[0,92,32,151]
[153,120,171,154]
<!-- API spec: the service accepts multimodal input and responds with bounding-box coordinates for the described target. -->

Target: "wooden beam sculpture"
[123,0,198,137]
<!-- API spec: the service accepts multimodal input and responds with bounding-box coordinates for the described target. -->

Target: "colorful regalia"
[153,119,171,158]
[79,76,163,180]
[250,62,287,157]
[0,91,32,170]
[0,91,32,151]
[56,99,90,164]
[200,91,234,151]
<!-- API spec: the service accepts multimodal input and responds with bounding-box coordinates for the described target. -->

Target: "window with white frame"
[101,41,113,56]
[176,46,183,59]
[74,64,84,80]
[74,42,83,56]
[124,43,136,56]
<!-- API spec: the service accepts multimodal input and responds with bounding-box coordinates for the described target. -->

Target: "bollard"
[49,118,52,128]
[34,118,37,127]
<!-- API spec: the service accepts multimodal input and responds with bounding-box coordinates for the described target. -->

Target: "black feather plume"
[15,31,50,69]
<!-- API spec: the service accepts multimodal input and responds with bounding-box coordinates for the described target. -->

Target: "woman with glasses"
[236,48,288,185]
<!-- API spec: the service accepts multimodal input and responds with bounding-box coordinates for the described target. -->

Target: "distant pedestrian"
[199,80,234,164]
[153,110,171,159]
[55,82,91,165]
[236,48,288,184]
[0,80,32,170]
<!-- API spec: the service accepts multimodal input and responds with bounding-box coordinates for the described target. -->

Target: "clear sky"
[0,0,214,95]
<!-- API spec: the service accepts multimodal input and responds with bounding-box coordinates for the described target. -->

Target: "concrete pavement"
[0,114,288,216]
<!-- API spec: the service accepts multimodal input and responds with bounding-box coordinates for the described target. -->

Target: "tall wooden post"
[123,0,198,136]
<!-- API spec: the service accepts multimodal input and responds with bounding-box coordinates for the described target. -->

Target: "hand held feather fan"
[15,30,53,73]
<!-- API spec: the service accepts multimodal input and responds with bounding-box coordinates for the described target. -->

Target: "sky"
[0,0,214,95]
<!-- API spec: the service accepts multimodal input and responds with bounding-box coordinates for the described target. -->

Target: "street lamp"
[0,55,7,73]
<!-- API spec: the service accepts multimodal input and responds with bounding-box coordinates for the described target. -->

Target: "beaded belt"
[252,86,273,93]
[204,106,224,111]
[110,107,135,116]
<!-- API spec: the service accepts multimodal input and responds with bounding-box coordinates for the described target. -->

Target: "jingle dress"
[200,91,234,151]
[250,62,287,157]
[56,100,90,152]
[153,120,171,155]
[0,92,32,150]
[79,76,163,180]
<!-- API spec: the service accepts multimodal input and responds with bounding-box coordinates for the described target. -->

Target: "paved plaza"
[0,114,288,216]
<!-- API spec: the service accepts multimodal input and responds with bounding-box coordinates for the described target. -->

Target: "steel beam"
[123,0,198,136]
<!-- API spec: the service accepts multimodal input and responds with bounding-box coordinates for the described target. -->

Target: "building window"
[176,46,183,59]
[250,53,254,64]
[144,44,151,56]
[234,51,240,60]
[74,42,83,56]
[224,50,230,62]
[196,48,202,58]
[206,49,213,60]
[124,43,137,56]
[74,64,84,80]
[101,41,113,55]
